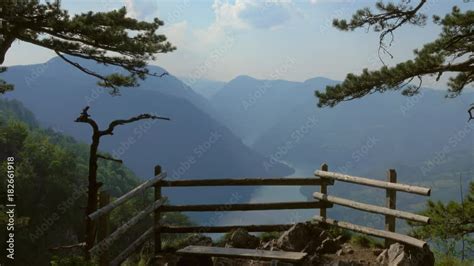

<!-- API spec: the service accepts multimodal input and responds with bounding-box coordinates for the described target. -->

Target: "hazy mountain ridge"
[209,74,473,173]
[2,57,293,207]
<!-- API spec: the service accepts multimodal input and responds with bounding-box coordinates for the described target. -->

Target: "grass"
[258,231,281,242]
[349,234,383,249]
[435,255,473,266]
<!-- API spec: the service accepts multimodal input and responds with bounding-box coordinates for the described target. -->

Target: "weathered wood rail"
[88,164,333,265]
[88,163,431,265]
[313,164,431,248]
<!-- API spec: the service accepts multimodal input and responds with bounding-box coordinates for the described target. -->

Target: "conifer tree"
[0,0,175,94]
[315,1,473,113]
[409,182,474,260]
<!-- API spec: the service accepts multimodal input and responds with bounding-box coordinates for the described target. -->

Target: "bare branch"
[468,105,474,122]
[100,114,170,136]
[49,242,85,252]
[97,154,123,164]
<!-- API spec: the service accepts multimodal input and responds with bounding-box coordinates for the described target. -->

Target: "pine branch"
[332,0,427,63]
[100,114,170,136]
[1,3,175,93]
[56,51,120,93]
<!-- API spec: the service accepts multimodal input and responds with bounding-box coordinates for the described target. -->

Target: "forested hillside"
[0,99,191,265]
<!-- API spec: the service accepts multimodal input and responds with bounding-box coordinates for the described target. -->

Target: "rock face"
[276,222,335,253]
[376,243,434,266]
[184,234,213,247]
[277,223,314,251]
[226,228,260,249]
[174,223,434,266]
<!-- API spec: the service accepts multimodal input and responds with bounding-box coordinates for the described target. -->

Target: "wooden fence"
[87,163,431,265]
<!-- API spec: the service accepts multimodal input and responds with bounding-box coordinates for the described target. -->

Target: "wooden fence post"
[319,163,328,219]
[385,169,397,248]
[97,191,110,266]
[154,165,162,257]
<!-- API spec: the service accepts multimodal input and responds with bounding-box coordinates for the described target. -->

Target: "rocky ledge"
[159,222,434,266]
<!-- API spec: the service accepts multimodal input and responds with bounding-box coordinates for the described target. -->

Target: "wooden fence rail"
[89,163,334,265]
[314,166,431,248]
[159,201,333,212]
[89,172,167,221]
[314,170,430,196]
[312,192,430,224]
[90,162,431,265]
[313,216,427,249]
[157,177,333,187]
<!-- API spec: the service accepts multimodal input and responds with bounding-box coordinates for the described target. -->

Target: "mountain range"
[3,57,473,221]
[1,57,291,209]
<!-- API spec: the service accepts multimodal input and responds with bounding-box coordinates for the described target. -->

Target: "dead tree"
[74,106,170,258]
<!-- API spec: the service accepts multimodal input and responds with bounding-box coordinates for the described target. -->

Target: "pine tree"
[315,1,473,112]
[409,182,474,260]
[0,0,175,94]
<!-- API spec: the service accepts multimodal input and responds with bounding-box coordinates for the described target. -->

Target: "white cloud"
[162,20,189,48]
[156,0,301,80]
[123,0,158,20]
[212,0,295,30]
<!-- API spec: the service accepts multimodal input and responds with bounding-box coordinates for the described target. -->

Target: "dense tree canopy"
[0,0,175,94]
[0,99,190,265]
[410,182,474,262]
[316,1,473,108]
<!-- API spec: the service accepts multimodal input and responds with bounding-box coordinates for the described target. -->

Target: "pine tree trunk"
[85,133,100,259]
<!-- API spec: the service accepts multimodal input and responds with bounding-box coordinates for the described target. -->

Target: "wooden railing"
[313,163,431,248]
[87,165,167,266]
[88,162,431,265]
[87,164,333,265]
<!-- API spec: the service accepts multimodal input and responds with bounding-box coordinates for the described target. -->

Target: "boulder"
[318,238,341,254]
[261,239,279,251]
[302,239,321,254]
[336,244,354,256]
[226,228,260,249]
[277,223,313,251]
[183,234,213,247]
[372,248,383,256]
[376,243,434,266]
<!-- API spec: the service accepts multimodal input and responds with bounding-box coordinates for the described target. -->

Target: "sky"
[3,0,463,86]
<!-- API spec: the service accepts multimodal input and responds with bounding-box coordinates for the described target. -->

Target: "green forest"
[0,99,191,265]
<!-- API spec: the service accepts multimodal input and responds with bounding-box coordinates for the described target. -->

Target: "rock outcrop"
[172,223,434,266]
[226,228,260,249]
[376,243,434,266]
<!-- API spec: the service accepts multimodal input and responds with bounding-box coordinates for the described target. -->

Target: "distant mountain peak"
[230,75,259,83]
